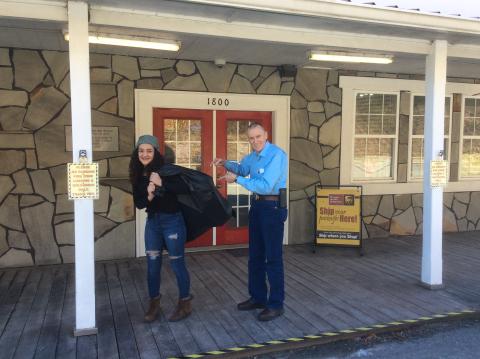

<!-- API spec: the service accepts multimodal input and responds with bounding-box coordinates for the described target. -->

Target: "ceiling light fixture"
[308,51,393,64]
[64,33,180,51]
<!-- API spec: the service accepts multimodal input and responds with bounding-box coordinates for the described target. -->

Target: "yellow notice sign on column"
[430,160,448,187]
[68,163,99,200]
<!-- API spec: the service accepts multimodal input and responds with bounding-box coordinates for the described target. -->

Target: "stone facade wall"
[288,70,480,243]
[0,47,299,267]
[0,49,137,267]
[288,69,342,244]
[1,47,479,267]
[362,192,480,238]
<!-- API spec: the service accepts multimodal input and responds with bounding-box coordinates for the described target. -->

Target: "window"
[164,118,202,170]
[461,97,480,178]
[352,93,398,181]
[340,76,480,194]
[409,95,452,180]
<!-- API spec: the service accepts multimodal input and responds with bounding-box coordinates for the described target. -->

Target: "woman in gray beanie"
[129,135,193,322]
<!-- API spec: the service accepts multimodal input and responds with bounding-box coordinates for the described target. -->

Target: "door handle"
[216,184,222,189]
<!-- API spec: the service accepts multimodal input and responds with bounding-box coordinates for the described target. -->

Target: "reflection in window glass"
[164,118,202,171]
[369,115,382,135]
[226,120,253,228]
[191,143,201,163]
[461,98,480,177]
[239,121,249,141]
[410,96,451,180]
[383,115,396,135]
[355,115,368,134]
[164,120,176,141]
[190,121,201,141]
[238,208,249,227]
[370,94,383,114]
[353,93,398,180]
[227,143,237,161]
[411,138,423,179]
[238,186,250,206]
[353,138,394,179]
[238,143,250,159]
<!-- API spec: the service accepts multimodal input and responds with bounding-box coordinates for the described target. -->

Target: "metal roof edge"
[175,0,480,35]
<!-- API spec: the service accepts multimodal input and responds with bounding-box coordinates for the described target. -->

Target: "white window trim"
[459,95,480,180]
[407,93,453,182]
[351,90,400,183]
[340,76,480,195]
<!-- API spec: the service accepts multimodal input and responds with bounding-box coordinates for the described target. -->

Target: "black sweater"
[132,173,190,214]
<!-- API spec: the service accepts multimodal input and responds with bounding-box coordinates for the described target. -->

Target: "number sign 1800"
[207,97,230,106]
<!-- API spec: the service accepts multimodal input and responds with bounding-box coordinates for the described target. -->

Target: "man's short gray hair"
[247,122,265,131]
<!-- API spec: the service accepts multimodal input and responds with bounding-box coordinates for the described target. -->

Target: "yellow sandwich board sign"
[315,186,362,251]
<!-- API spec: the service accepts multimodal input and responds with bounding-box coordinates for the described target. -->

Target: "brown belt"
[254,194,279,201]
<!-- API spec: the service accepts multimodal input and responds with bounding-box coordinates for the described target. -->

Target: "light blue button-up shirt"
[224,141,287,195]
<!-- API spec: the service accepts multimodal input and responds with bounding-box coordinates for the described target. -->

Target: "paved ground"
[259,318,480,359]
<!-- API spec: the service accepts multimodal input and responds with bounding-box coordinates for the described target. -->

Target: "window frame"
[407,93,453,182]
[459,95,480,180]
[340,77,480,195]
[351,90,400,183]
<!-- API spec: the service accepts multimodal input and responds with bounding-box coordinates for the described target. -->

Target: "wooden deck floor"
[0,232,479,358]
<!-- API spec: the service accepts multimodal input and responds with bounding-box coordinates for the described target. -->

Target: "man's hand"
[211,158,226,167]
[149,172,162,187]
[220,171,237,184]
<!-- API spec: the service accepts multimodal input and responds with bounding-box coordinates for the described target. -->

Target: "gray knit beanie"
[136,135,159,150]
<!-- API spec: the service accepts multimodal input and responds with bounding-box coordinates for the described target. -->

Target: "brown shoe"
[258,307,284,321]
[237,298,266,311]
[144,295,161,322]
[168,294,193,322]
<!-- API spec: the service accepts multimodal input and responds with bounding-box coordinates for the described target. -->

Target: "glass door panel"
[163,118,202,171]
[216,110,272,245]
[226,120,253,229]
[153,108,213,247]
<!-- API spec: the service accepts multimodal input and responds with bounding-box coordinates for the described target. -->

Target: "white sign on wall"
[67,163,99,199]
[430,160,448,187]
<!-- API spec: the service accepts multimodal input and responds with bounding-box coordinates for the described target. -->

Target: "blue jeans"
[144,211,190,299]
[248,200,288,309]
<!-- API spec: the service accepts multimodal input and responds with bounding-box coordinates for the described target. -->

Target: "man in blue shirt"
[213,122,288,321]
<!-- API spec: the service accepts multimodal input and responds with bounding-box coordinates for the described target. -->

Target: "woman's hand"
[147,181,156,201]
[147,181,156,194]
[149,172,162,187]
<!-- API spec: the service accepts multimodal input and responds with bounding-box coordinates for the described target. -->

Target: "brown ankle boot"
[144,296,161,322]
[168,294,193,322]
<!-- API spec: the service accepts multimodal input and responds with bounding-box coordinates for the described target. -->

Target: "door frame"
[134,90,291,257]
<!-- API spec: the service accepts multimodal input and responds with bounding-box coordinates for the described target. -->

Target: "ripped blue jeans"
[144,211,190,299]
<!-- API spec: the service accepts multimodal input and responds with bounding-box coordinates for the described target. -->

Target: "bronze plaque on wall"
[65,126,119,152]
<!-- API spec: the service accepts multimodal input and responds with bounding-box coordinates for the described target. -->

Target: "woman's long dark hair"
[129,147,165,185]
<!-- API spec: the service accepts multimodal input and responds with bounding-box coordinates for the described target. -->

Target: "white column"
[67,1,97,335]
[421,40,447,288]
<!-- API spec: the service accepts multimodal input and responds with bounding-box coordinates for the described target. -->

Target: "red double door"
[153,108,272,248]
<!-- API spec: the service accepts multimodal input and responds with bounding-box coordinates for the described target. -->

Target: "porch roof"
[0,0,479,78]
